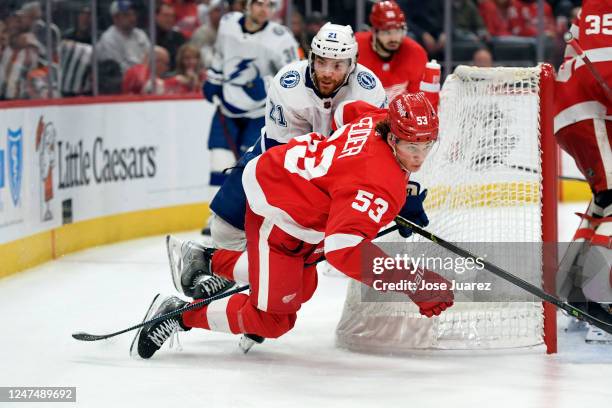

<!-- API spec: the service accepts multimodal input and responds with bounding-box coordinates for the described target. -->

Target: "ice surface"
[1,202,611,407]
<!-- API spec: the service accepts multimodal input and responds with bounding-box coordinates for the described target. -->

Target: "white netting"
[336,66,547,352]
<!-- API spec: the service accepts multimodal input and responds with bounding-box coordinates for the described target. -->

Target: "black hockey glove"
[397,181,429,238]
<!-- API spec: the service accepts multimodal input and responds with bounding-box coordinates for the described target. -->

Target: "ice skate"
[238,334,265,354]
[130,294,190,359]
[166,235,235,299]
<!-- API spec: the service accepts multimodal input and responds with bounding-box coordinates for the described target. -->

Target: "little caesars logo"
[57,137,156,189]
[35,116,56,221]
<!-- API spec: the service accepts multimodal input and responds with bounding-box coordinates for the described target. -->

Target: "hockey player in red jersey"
[355,1,440,107]
[555,0,612,338]
[131,93,454,359]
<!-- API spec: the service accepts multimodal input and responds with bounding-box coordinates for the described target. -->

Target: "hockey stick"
[564,32,612,104]
[72,225,401,342]
[394,215,612,335]
[212,95,241,161]
[72,284,250,341]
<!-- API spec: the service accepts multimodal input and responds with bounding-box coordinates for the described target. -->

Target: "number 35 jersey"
[263,59,388,149]
[243,106,408,279]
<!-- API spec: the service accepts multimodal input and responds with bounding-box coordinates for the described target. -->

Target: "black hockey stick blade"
[72,284,250,341]
[394,215,612,335]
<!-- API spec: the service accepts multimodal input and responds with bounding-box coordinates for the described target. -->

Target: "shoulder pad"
[272,25,287,36]
[279,70,301,89]
[356,71,378,90]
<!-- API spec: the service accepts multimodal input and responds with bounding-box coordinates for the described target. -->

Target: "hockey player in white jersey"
[263,23,388,146]
[168,23,387,303]
[204,0,298,186]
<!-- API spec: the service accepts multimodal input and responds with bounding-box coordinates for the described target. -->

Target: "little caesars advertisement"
[0,100,215,245]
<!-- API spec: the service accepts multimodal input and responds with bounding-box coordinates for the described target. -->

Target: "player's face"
[375,28,404,52]
[313,55,350,96]
[248,0,274,25]
[393,139,435,172]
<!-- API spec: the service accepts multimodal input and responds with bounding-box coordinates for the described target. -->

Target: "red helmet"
[369,1,406,30]
[387,92,438,142]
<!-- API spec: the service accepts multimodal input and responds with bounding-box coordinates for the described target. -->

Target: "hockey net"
[336,65,558,353]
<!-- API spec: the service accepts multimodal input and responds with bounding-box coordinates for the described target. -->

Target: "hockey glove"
[243,77,267,102]
[397,181,429,238]
[203,80,222,103]
[406,267,454,317]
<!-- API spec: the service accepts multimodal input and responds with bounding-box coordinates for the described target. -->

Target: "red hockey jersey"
[554,0,612,133]
[355,31,428,101]
[242,104,408,280]
[510,0,555,37]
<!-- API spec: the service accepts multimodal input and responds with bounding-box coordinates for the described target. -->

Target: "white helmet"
[310,22,358,63]
[309,22,358,89]
[245,0,278,12]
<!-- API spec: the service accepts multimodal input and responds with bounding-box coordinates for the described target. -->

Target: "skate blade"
[238,336,256,354]
[129,293,164,358]
[166,235,184,294]
[238,334,264,354]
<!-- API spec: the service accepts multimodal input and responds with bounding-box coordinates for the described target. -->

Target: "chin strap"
[388,134,410,173]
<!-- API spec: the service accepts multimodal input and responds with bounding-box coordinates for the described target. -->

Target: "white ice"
[1,202,611,408]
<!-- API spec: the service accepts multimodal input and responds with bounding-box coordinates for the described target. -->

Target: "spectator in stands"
[230,0,246,13]
[0,31,41,99]
[2,10,25,39]
[404,0,445,57]
[197,0,226,27]
[166,0,200,39]
[0,20,8,54]
[472,47,494,67]
[290,10,308,59]
[549,0,581,19]
[156,2,186,71]
[60,39,94,97]
[191,0,225,68]
[98,59,123,94]
[512,0,556,38]
[121,45,170,95]
[20,1,61,63]
[163,43,206,94]
[479,0,514,37]
[453,0,488,44]
[304,11,326,49]
[406,0,486,58]
[63,5,92,44]
[480,0,556,38]
[97,0,151,74]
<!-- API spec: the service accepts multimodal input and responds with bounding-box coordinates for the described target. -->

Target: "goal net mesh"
[336,65,548,351]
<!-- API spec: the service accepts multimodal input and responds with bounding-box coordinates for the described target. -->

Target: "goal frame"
[540,63,558,354]
[335,64,559,354]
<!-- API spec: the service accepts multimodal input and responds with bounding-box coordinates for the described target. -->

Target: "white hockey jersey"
[207,12,299,119]
[263,59,388,147]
